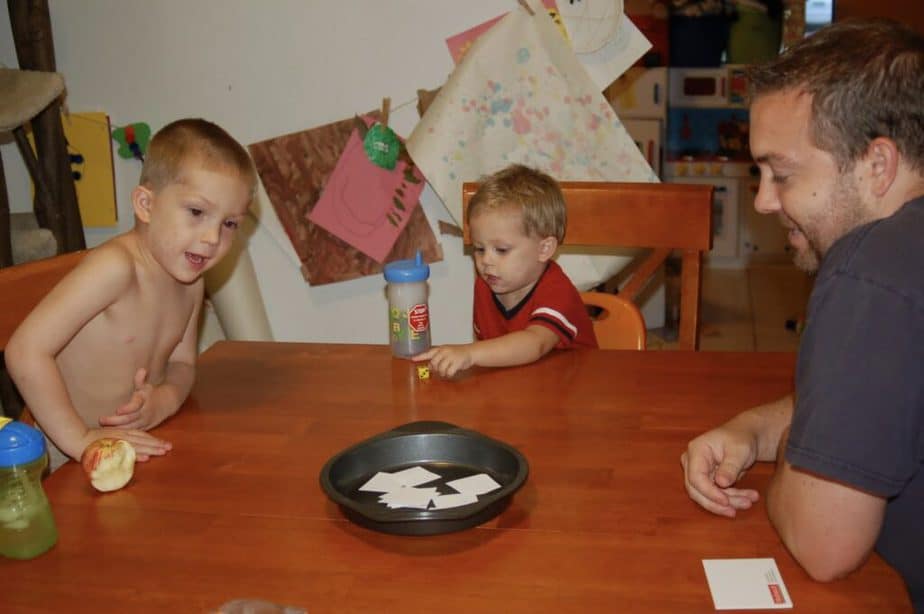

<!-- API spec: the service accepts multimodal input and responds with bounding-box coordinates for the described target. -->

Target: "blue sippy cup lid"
[383,250,430,283]
[0,418,47,467]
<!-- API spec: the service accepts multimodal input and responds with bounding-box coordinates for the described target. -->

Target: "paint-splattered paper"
[408,0,657,226]
[249,113,442,285]
[308,116,425,263]
[445,1,647,92]
[445,0,565,65]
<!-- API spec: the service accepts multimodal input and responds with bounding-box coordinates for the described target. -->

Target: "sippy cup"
[0,417,58,559]
[384,251,431,358]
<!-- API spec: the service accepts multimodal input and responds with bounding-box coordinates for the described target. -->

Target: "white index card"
[702,558,793,610]
[446,473,502,496]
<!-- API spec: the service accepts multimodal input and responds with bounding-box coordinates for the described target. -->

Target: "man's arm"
[682,394,793,517]
[766,428,886,582]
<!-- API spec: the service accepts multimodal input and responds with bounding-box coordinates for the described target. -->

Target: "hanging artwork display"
[558,0,652,90]
[445,0,567,65]
[445,0,649,92]
[29,112,119,227]
[408,0,657,227]
[307,115,426,263]
[249,112,442,285]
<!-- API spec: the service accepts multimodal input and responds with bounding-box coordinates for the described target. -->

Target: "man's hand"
[413,345,474,378]
[681,425,760,518]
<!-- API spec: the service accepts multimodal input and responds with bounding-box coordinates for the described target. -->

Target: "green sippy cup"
[0,417,58,559]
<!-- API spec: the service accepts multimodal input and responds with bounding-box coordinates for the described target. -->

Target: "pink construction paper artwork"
[308,118,425,263]
[446,0,562,64]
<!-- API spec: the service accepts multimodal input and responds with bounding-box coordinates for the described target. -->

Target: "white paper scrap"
[358,472,406,493]
[389,466,442,487]
[446,473,502,496]
[378,487,439,510]
[702,558,793,610]
[430,492,480,509]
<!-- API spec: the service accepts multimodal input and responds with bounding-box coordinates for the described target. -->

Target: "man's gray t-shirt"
[788,197,924,610]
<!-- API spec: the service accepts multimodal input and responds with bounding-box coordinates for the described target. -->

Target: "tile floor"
[649,263,814,352]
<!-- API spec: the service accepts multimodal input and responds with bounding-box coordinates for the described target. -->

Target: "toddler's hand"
[99,368,156,430]
[413,345,474,378]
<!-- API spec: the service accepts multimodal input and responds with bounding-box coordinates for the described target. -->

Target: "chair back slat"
[0,250,86,348]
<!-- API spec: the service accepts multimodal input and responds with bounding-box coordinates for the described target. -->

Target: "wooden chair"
[0,250,86,419]
[462,181,713,350]
[580,291,647,350]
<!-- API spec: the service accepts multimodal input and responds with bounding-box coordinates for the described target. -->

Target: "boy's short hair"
[139,118,258,195]
[467,164,567,242]
[748,18,924,173]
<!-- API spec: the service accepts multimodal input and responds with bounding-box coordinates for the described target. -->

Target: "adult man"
[680,18,924,610]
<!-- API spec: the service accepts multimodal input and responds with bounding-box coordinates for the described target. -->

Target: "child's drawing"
[309,116,425,263]
[408,0,657,226]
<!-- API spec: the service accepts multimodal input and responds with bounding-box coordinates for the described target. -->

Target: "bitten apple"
[80,439,137,492]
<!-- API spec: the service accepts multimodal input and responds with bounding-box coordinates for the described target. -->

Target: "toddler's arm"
[413,324,559,377]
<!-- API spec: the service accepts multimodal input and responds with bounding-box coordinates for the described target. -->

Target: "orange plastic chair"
[0,250,86,419]
[463,181,713,350]
[580,290,647,350]
[0,249,86,348]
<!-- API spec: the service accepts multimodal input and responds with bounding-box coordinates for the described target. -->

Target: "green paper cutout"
[363,123,400,170]
[111,123,152,160]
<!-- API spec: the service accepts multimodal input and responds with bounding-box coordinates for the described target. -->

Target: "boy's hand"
[79,427,171,463]
[413,345,474,378]
[98,368,157,430]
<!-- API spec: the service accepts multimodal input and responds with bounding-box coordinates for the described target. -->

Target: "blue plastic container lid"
[0,418,47,467]
[384,250,430,283]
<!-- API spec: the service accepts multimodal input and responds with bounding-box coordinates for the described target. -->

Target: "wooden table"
[2,342,910,612]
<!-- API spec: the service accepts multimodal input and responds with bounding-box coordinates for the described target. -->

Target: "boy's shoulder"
[74,234,140,288]
[541,260,576,289]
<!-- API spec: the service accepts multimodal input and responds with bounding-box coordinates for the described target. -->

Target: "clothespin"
[517,0,535,16]
[380,97,391,128]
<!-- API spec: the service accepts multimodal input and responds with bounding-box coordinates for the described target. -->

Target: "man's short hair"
[468,164,567,242]
[748,18,924,172]
[139,118,257,195]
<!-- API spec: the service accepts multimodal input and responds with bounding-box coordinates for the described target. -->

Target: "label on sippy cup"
[408,304,429,333]
[389,303,431,357]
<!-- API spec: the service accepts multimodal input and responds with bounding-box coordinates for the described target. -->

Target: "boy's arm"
[100,285,202,429]
[415,324,559,377]
[5,247,171,461]
[469,324,559,367]
[158,291,200,415]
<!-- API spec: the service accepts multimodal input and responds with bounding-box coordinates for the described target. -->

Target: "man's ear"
[538,236,558,262]
[131,185,154,223]
[864,137,899,198]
